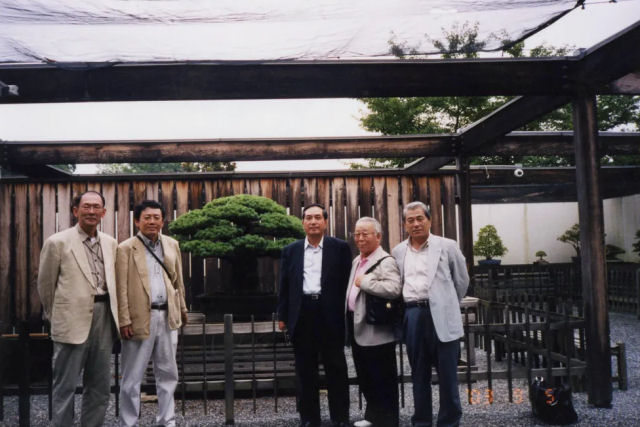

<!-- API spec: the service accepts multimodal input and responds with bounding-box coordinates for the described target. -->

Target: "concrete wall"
[471,194,640,265]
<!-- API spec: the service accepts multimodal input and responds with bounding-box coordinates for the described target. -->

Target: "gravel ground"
[2,312,638,426]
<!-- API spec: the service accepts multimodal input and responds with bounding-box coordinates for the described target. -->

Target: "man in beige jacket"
[37,191,119,427]
[116,200,188,427]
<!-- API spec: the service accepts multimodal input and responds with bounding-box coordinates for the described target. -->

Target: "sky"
[0,0,638,173]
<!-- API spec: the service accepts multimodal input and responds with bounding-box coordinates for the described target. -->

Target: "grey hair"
[402,201,431,221]
[355,216,382,234]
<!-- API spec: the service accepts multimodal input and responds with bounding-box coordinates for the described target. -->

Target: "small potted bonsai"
[534,250,549,265]
[473,224,508,265]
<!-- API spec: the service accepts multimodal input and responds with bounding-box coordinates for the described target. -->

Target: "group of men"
[278,201,469,427]
[37,192,188,427]
[37,191,469,427]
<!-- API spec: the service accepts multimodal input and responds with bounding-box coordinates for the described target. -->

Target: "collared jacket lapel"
[70,229,95,287]
[132,237,152,300]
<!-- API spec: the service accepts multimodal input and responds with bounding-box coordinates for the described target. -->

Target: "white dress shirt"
[402,235,431,302]
[302,237,323,295]
[139,233,167,305]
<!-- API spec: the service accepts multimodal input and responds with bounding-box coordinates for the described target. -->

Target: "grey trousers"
[52,300,116,427]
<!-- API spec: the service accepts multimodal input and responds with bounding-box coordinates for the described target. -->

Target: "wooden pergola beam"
[407,21,640,172]
[2,131,638,165]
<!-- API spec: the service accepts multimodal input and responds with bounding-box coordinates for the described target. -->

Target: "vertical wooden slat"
[317,178,331,218]
[272,179,287,207]
[386,177,401,251]
[102,182,117,238]
[117,182,131,242]
[132,181,147,207]
[57,183,71,230]
[416,176,429,207]
[359,176,373,218]
[203,181,215,203]
[442,175,458,241]
[28,183,42,321]
[0,184,12,331]
[14,184,28,321]
[218,180,233,197]
[231,179,245,195]
[247,179,261,196]
[289,179,303,218]
[87,182,101,193]
[303,178,317,207]
[428,177,443,236]
[332,177,346,240]
[146,182,159,201]
[373,177,389,252]
[160,181,175,235]
[345,178,359,253]
[72,182,87,200]
[260,179,273,199]
[401,176,414,209]
[175,180,190,209]
[41,183,57,240]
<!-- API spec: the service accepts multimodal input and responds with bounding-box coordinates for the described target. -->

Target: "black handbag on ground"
[529,377,578,425]
[362,256,404,325]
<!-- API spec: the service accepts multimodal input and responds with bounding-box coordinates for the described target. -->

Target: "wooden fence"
[0,171,459,329]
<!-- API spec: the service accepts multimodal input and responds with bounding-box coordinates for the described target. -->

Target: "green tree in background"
[98,161,236,174]
[355,23,640,169]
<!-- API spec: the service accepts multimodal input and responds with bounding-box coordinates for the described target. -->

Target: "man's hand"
[181,311,189,325]
[278,321,286,331]
[355,275,363,288]
[120,325,133,340]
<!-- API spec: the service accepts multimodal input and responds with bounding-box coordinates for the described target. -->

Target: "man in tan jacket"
[37,191,119,427]
[116,199,188,427]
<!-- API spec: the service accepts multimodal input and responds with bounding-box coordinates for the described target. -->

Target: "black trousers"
[348,311,399,427]
[292,297,350,425]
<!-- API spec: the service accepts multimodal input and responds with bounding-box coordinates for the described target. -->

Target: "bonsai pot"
[478,259,501,266]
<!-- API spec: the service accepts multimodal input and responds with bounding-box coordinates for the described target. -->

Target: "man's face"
[404,207,431,241]
[353,222,381,258]
[73,193,105,232]
[302,206,327,239]
[135,207,164,241]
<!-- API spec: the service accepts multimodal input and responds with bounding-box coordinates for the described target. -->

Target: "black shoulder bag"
[136,235,177,290]
[529,377,578,425]
[362,256,404,325]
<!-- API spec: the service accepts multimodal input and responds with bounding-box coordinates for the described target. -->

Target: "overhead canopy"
[0,0,578,63]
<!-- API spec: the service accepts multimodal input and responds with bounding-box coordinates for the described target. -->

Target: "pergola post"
[572,89,612,407]
[456,156,474,293]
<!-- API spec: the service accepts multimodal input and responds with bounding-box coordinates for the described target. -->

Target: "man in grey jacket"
[392,201,469,427]
[346,217,402,427]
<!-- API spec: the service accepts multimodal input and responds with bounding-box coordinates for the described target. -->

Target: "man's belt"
[404,299,429,308]
[94,294,109,303]
[302,294,321,301]
[151,303,168,310]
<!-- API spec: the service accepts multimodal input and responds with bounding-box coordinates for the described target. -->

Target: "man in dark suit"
[278,203,352,427]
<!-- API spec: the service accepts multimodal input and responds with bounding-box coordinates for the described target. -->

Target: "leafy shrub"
[473,225,508,260]
[169,194,304,259]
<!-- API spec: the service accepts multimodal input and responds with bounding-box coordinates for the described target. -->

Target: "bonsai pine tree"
[168,194,305,259]
[473,225,508,260]
[557,223,581,257]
